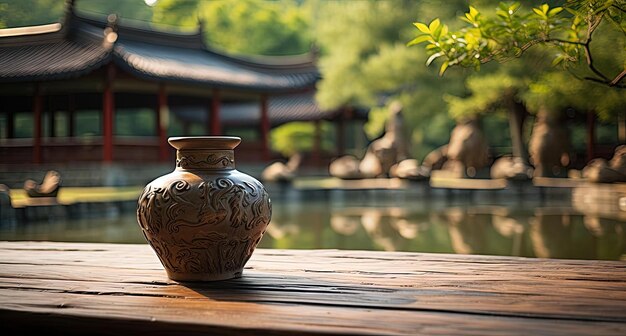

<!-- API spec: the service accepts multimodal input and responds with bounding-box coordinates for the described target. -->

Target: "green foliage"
[444,68,527,119]
[315,0,431,110]
[409,0,626,88]
[363,105,390,140]
[409,109,456,161]
[0,0,64,28]
[76,0,154,21]
[153,0,311,55]
[270,121,333,157]
[0,0,155,28]
[315,0,470,159]
[523,71,626,120]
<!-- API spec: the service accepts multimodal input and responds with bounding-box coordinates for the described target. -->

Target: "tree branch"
[544,38,586,46]
[582,12,611,82]
[582,44,610,82]
[611,4,626,13]
[585,76,626,88]
[610,69,626,87]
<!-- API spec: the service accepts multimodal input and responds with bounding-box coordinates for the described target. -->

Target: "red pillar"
[102,64,115,162]
[260,94,270,161]
[48,99,56,138]
[33,83,43,164]
[586,111,595,162]
[210,89,221,135]
[157,84,169,162]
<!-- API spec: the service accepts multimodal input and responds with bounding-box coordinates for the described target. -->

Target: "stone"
[582,145,626,183]
[528,109,571,178]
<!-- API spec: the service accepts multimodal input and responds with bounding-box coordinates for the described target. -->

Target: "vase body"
[137,136,272,281]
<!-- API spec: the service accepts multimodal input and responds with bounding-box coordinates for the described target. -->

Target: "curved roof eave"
[73,11,320,77]
[0,8,321,90]
[0,54,111,83]
[112,47,319,93]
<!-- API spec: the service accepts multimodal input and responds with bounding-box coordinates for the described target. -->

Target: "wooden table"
[1,241,625,335]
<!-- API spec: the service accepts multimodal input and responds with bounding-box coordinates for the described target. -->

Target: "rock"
[389,159,429,180]
[261,153,302,183]
[329,155,362,179]
[490,155,533,180]
[329,101,413,179]
[528,109,570,178]
[422,145,448,171]
[24,170,61,198]
[358,149,384,178]
[582,145,626,183]
[446,118,490,176]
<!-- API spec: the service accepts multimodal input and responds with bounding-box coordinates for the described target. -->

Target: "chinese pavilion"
[0,1,364,167]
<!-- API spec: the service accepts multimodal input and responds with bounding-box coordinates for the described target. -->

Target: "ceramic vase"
[137,136,272,281]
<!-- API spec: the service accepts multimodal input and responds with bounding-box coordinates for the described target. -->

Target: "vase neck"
[176,149,235,170]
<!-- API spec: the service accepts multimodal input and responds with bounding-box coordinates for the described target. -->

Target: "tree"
[408,0,626,167]
[0,0,155,28]
[152,0,311,55]
[0,0,64,28]
[408,0,626,88]
[76,0,154,22]
[315,0,470,160]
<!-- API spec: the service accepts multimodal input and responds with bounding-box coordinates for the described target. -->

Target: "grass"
[9,186,144,207]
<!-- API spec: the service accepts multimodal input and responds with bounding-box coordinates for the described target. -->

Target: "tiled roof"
[0,23,111,82]
[0,10,319,91]
[114,40,315,91]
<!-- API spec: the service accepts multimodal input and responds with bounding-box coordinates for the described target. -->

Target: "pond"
[1,189,625,261]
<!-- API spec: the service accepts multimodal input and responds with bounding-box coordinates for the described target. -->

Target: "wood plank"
[1,241,625,335]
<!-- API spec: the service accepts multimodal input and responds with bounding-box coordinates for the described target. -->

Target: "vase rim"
[168,136,241,150]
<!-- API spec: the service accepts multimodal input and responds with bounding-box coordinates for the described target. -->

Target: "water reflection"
[262,195,626,260]
[1,196,625,260]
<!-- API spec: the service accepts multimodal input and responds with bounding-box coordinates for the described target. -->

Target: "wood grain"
[0,241,625,335]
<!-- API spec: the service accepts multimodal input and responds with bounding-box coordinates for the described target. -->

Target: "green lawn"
[9,186,144,207]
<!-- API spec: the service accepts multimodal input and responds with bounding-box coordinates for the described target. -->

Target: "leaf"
[439,60,449,76]
[469,6,478,18]
[552,55,564,66]
[548,7,563,17]
[440,24,448,38]
[426,52,442,66]
[496,9,509,19]
[413,22,430,34]
[573,16,582,26]
[407,35,431,46]
[509,3,521,13]
[533,8,546,18]
[433,26,443,39]
[429,18,440,33]
[540,4,549,14]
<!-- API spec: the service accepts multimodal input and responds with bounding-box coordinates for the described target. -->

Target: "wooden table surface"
[1,241,625,335]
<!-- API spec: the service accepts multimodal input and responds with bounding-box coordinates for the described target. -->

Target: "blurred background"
[0,0,624,260]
